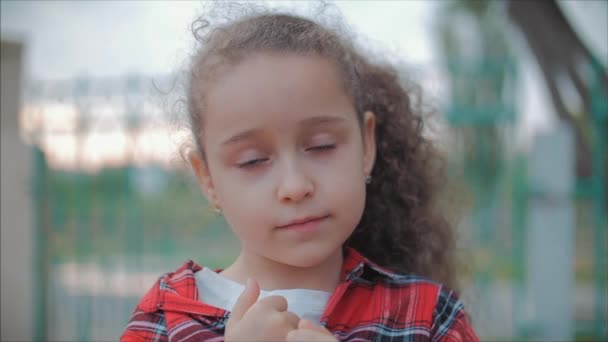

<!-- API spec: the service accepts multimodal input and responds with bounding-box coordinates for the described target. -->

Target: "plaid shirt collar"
[124,248,479,341]
[136,247,397,318]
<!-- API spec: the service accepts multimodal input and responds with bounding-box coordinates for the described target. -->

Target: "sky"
[1,1,605,81]
[0,0,440,80]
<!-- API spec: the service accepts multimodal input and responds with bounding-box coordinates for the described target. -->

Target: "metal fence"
[26,75,238,341]
[25,63,606,340]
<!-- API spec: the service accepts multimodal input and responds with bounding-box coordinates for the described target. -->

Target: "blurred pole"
[32,146,48,341]
[590,60,607,338]
[526,121,575,340]
[0,40,36,341]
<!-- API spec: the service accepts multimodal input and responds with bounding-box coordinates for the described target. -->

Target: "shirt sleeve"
[430,286,479,342]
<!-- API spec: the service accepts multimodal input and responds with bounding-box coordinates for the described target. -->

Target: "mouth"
[277,214,330,230]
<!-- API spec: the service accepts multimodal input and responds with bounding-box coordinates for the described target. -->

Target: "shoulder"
[352,263,448,326]
[352,274,477,341]
[121,309,168,342]
[345,247,445,299]
[429,285,478,341]
[120,260,204,342]
[342,248,478,341]
[131,260,203,312]
[368,273,477,341]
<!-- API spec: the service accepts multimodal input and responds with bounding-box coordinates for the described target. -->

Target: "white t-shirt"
[195,268,332,323]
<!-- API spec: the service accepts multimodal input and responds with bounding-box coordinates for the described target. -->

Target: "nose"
[276,161,314,204]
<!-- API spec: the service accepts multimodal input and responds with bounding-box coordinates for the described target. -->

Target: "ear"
[189,151,221,210]
[362,111,377,176]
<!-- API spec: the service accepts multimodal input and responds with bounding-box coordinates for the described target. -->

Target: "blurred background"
[1,0,606,341]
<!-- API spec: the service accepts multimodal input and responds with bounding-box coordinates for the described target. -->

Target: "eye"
[306,144,336,152]
[237,157,268,168]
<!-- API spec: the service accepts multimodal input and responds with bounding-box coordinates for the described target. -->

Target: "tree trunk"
[508,0,607,203]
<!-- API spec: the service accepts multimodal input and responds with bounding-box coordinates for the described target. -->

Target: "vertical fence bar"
[590,60,607,339]
[32,147,48,341]
[511,154,527,339]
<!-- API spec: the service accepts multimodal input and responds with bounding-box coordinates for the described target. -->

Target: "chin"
[275,243,341,268]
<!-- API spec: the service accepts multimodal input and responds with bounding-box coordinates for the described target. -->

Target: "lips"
[277,215,330,229]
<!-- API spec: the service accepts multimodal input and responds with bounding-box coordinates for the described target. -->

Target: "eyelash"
[237,144,336,169]
[306,143,336,151]
[237,158,268,168]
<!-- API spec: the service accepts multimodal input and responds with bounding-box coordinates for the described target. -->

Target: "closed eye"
[306,144,336,151]
[237,158,268,168]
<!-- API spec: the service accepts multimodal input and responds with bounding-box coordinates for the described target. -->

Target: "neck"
[220,248,343,292]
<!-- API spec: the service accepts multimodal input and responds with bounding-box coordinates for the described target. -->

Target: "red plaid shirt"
[121,248,478,341]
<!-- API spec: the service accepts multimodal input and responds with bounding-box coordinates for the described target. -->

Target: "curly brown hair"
[185,5,457,291]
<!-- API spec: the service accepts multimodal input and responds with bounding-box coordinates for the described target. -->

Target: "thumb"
[228,278,260,324]
[298,319,333,336]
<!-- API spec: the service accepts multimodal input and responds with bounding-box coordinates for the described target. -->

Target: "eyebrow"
[220,115,348,146]
[300,115,347,127]
[221,128,261,146]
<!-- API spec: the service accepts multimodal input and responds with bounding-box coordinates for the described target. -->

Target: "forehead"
[202,52,356,140]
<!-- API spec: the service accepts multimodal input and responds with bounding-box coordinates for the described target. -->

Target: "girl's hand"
[286,319,339,342]
[225,278,300,341]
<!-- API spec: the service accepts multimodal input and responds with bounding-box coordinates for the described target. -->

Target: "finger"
[229,278,260,324]
[286,329,338,342]
[283,311,301,329]
[257,295,288,312]
[298,319,334,336]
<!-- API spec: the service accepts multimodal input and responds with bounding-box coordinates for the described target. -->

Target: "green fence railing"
[27,63,607,340]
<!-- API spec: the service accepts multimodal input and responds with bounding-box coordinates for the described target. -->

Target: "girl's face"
[191,52,376,268]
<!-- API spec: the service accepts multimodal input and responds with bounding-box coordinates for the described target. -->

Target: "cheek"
[328,170,366,215]
[318,145,367,213]
[213,178,271,238]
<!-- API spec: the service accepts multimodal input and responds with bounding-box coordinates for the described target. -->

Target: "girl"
[122,5,478,342]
